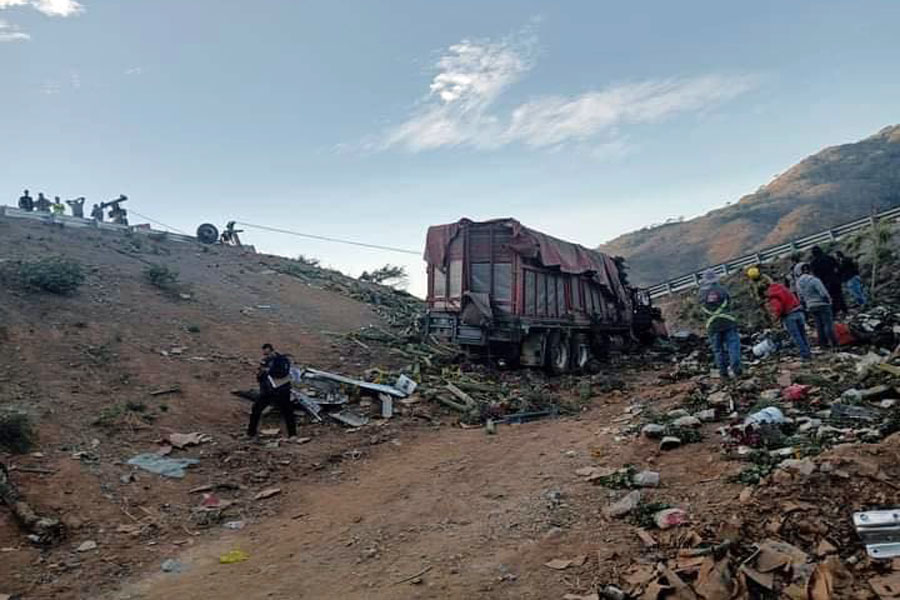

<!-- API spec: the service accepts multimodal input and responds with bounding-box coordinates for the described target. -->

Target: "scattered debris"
[653,508,689,530]
[219,549,249,564]
[659,436,681,451]
[854,510,900,559]
[605,490,641,518]
[161,559,185,573]
[0,463,63,543]
[126,454,199,479]
[167,432,212,449]
[253,487,282,501]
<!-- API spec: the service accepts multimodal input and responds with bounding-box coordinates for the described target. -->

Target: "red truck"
[424,218,662,373]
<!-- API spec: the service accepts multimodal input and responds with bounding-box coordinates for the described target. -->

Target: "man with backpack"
[247,343,298,440]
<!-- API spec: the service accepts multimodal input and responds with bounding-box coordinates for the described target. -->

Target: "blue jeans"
[782,310,811,359]
[708,326,742,377]
[846,275,867,307]
[809,305,838,348]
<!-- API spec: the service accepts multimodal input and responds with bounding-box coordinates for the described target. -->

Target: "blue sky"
[3,1,899,296]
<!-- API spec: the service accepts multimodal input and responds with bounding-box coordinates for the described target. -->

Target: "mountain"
[600,125,900,285]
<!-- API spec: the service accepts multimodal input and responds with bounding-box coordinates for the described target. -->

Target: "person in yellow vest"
[698,269,742,378]
[51,196,65,215]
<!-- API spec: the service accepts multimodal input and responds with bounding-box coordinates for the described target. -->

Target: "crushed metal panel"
[301,368,408,398]
[854,510,900,558]
[291,391,324,423]
[329,409,370,428]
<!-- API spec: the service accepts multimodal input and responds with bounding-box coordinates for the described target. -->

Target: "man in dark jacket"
[809,246,847,315]
[698,270,742,379]
[836,251,867,307]
[247,343,298,440]
[18,190,34,211]
[35,192,51,212]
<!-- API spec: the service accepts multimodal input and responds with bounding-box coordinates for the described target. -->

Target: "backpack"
[269,354,291,379]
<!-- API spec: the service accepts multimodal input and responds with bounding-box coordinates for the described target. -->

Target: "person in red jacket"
[753,271,812,359]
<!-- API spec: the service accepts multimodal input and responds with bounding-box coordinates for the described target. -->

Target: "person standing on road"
[751,270,811,359]
[35,192,51,212]
[836,251,867,307]
[809,246,847,315]
[247,343,298,440]
[796,263,838,349]
[51,196,65,215]
[18,189,34,211]
[66,197,86,219]
[699,269,743,379]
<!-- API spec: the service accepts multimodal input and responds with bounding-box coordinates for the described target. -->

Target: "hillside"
[601,124,900,285]
[4,212,900,600]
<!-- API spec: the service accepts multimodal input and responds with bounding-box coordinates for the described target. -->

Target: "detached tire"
[547,331,571,375]
[196,223,219,244]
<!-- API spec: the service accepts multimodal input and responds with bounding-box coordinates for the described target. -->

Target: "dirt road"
[108,381,737,600]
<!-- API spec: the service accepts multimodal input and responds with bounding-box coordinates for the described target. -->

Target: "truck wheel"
[196,223,219,244]
[572,336,592,371]
[548,331,571,375]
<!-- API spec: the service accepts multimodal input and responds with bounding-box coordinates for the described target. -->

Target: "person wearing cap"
[748,268,811,359]
[796,263,839,348]
[698,269,742,378]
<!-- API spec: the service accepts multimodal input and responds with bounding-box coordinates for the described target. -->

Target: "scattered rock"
[223,520,246,530]
[76,540,97,552]
[667,409,690,419]
[631,471,660,488]
[759,389,781,402]
[778,458,816,477]
[708,391,732,406]
[642,424,665,439]
[672,415,701,428]
[696,409,717,422]
[605,490,641,518]
[161,559,184,573]
[659,436,681,451]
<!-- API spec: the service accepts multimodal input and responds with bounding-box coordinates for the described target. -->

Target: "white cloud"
[0,17,29,41]
[125,66,143,76]
[378,31,759,155]
[0,0,83,17]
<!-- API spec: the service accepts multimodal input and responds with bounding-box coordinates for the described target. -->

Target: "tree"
[359,264,408,289]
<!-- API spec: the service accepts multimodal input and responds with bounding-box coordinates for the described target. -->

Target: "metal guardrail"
[646,205,900,299]
[0,205,197,244]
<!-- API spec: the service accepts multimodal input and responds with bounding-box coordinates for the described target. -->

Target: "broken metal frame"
[854,510,900,559]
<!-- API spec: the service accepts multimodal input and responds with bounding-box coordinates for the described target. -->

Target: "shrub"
[0,412,35,454]
[144,263,179,289]
[17,257,85,295]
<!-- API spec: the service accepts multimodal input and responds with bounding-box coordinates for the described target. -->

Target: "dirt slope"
[0,216,394,598]
[601,124,900,285]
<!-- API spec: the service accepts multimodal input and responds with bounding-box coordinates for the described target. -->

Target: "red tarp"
[424,218,630,304]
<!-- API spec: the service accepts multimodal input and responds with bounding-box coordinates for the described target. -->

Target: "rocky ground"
[2,216,900,599]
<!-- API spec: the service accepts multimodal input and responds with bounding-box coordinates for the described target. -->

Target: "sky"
[2,1,899,297]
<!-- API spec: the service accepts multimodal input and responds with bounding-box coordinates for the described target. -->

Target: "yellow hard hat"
[746,266,761,280]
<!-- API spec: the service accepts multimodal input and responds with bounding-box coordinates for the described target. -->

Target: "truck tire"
[572,335,592,372]
[547,331,571,375]
[196,223,219,244]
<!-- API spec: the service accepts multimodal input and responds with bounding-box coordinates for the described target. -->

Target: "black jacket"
[810,254,841,287]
